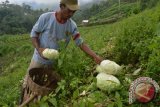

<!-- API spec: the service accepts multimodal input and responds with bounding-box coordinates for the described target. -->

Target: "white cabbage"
[96,73,120,91]
[42,48,59,60]
[96,60,121,75]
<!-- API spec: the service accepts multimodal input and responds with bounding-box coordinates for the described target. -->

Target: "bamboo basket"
[19,68,61,107]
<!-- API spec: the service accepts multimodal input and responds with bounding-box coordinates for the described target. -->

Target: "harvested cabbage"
[96,60,121,75]
[96,73,120,91]
[42,48,59,60]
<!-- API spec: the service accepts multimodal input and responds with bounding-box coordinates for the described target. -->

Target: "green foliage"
[0,2,45,35]
[0,57,29,106]
[0,35,31,57]
[111,5,160,66]
[146,36,160,80]
[140,0,160,10]
[0,45,14,57]
[0,35,32,106]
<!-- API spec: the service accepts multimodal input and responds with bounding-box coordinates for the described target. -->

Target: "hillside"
[0,1,160,106]
[1,0,159,35]
[0,34,32,106]
[73,0,139,25]
[73,0,159,25]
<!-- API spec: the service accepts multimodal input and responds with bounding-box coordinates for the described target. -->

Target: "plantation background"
[0,0,160,107]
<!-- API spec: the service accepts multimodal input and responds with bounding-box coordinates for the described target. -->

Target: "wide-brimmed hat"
[60,0,79,10]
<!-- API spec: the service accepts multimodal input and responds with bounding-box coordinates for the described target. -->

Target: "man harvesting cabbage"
[20,0,103,104]
[28,0,103,73]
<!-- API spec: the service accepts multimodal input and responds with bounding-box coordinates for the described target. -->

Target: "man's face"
[61,6,76,20]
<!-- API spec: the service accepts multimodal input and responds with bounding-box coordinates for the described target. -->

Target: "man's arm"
[79,43,103,64]
[31,32,45,58]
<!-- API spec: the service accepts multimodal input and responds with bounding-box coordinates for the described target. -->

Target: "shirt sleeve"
[30,13,46,37]
[71,20,83,46]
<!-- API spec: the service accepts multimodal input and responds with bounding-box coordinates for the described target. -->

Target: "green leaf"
[73,89,79,99]
[2,104,9,107]
[48,98,57,107]
[156,23,160,36]
[108,103,114,107]
[79,99,86,107]
[115,92,120,99]
[115,92,123,107]
[58,59,63,67]
[117,100,123,107]
[41,96,48,102]
[86,101,94,107]
[40,102,49,107]
[55,87,60,94]
[73,101,78,107]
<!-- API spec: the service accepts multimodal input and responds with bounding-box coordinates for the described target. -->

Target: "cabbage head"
[42,48,59,60]
[96,60,122,75]
[96,73,120,91]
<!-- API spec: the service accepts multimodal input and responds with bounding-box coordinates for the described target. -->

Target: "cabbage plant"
[96,73,120,91]
[42,48,59,60]
[96,60,122,75]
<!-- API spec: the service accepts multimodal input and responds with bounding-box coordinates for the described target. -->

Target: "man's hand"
[94,56,103,64]
[37,48,48,59]
[79,43,103,64]
[31,36,48,60]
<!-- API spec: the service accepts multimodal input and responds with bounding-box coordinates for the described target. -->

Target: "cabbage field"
[0,3,160,107]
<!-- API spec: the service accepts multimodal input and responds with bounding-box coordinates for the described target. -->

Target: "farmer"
[20,0,103,103]
[20,0,103,104]
[28,0,103,73]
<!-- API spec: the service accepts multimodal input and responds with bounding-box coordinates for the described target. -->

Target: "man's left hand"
[94,56,103,64]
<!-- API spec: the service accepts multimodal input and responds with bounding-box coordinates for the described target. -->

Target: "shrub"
[113,16,157,65]
[146,37,160,80]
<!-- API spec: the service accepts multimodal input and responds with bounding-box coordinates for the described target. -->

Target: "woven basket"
[21,68,61,106]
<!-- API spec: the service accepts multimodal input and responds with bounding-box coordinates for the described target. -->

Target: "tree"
[0,2,44,35]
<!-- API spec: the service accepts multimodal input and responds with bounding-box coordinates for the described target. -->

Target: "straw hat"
[60,0,79,10]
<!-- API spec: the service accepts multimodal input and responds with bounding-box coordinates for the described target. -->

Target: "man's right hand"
[37,48,48,59]
[31,37,48,60]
